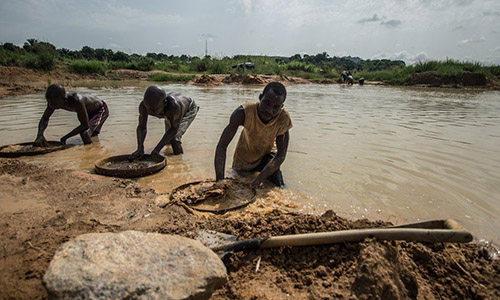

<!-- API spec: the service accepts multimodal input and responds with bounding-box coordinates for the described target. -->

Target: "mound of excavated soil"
[193,74,225,86]
[409,71,488,87]
[0,159,499,300]
[222,74,266,84]
[200,211,500,300]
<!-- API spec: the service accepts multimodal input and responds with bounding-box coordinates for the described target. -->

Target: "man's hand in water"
[128,149,144,161]
[33,136,49,147]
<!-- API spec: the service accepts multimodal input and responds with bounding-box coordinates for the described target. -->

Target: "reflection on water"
[0,84,499,245]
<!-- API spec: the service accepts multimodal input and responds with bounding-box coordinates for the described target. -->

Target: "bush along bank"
[356,60,500,87]
[1,39,499,87]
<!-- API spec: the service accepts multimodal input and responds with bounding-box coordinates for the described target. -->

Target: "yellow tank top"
[232,101,293,170]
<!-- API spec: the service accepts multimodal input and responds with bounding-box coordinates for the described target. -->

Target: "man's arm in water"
[151,96,182,155]
[34,106,55,147]
[152,120,178,155]
[214,106,245,181]
[129,101,149,160]
[60,101,91,144]
[251,130,290,188]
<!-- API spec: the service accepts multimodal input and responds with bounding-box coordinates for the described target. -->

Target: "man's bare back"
[129,86,198,161]
[34,84,108,146]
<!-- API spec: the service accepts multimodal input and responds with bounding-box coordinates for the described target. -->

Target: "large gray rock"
[43,231,227,300]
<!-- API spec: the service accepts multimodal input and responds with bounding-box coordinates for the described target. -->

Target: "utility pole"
[205,39,208,57]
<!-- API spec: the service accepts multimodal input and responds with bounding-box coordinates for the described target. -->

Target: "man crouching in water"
[34,84,109,146]
[129,86,199,160]
[214,82,292,188]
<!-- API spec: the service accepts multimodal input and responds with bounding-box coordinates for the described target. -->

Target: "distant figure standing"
[214,82,292,188]
[341,71,348,83]
[359,78,365,85]
[34,84,108,146]
[347,75,354,85]
[129,86,199,161]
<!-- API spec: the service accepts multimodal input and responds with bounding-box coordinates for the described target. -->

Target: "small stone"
[154,194,170,207]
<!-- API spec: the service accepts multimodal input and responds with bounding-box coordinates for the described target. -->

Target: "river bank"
[0,66,312,99]
[3,65,497,100]
[0,158,499,299]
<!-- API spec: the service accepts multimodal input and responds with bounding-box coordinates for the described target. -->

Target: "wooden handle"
[260,228,473,248]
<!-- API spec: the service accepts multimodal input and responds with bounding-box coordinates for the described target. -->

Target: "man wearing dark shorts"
[34,84,109,146]
[215,82,292,188]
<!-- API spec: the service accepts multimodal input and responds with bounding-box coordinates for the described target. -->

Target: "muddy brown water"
[0,84,499,246]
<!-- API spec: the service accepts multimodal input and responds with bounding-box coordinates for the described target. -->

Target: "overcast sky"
[1,0,499,64]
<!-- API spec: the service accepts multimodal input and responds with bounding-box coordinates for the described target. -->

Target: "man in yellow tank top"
[214,82,292,188]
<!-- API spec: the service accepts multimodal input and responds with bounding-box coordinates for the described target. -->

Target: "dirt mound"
[0,83,43,99]
[193,74,224,86]
[410,71,488,87]
[1,159,499,300]
[410,72,459,87]
[462,72,487,86]
[222,74,266,84]
[200,211,499,300]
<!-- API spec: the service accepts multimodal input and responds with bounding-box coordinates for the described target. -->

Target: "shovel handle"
[260,228,472,248]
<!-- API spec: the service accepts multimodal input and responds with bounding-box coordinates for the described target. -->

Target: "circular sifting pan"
[169,179,257,214]
[0,141,67,158]
[95,154,166,178]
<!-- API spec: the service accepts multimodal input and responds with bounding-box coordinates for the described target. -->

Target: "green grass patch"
[148,73,196,82]
[356,68,413,85]
[69,60,107,75]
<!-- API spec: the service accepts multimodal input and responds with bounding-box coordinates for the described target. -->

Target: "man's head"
[45,84,66,109]
[143,86,167,118]
[258,82,287,123]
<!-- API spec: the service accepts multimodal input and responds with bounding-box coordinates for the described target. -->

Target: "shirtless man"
[214,82,292,188]
[129,86,199,160]
[34,84,109,146]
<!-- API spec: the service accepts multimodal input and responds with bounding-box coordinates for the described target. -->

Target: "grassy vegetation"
[148,73,196,83]
[69,60,106,75]
[1,39,499,86]
[356,60,499,85]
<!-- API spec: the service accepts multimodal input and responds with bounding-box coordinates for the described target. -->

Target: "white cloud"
[241,0,253,15]
[107,43,121,49]
[1,0,500,63]
[373,50,429,64]
[459,36,487,46]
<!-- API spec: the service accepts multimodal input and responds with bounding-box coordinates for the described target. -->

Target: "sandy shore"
[0,158,499,299]
[0,66,386,100]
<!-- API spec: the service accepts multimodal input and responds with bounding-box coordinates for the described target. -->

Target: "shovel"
[197,219,473,256]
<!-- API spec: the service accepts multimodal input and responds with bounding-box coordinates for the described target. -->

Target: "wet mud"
[102,160,157,170]
[170,179,255,212]
[0,144,61,154]
[0,159,499,300]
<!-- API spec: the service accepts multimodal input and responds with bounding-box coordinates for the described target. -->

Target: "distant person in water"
[214,82,292,188]
[34,84,109,146]
[128,86,199,160]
